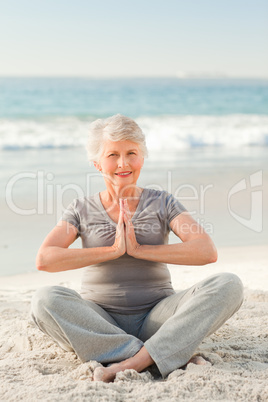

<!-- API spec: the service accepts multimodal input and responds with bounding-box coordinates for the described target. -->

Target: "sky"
[0,0,267,78]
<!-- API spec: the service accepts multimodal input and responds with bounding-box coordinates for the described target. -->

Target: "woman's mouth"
[115,172,132,177]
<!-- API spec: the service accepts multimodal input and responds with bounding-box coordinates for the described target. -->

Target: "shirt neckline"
[95,188,147,227]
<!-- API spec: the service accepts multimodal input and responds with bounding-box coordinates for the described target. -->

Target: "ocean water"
[0,77,268,152]
[0,78,268,276]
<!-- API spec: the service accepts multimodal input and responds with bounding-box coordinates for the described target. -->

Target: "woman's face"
[95,140,144,191]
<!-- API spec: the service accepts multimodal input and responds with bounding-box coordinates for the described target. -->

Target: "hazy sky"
[0,0,267,77]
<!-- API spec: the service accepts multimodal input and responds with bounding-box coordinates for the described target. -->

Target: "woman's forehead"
[102,140,140,153]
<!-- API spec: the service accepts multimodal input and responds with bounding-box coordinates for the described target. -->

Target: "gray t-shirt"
[61,188,186,314]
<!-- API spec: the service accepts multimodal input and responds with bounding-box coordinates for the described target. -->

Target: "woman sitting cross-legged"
[31,114,244,382]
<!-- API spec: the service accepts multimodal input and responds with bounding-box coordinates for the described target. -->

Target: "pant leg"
[31,286,143,364]
[139,273,244,378]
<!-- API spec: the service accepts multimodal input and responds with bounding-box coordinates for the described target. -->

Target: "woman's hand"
[112,199,127,257]
[122,198,141,257]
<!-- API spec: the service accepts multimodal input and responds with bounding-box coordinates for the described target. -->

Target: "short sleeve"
[165,192,187,225]
[60,199,81,234]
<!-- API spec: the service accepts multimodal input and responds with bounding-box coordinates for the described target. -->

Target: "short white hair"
[86,114,148,162]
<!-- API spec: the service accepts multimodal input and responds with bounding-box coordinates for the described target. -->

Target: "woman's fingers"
[122,199,140,256]
[123,199,133,227]
[118,198,124,229]
[124,198,132,218]
[122,199,131,229]
[112,198,126,255]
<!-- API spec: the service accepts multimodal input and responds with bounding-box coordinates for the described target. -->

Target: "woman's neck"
[101,186,143,205]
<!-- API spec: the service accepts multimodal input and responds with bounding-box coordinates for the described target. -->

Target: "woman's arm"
[125,209,217,266]
[36,213,126,273]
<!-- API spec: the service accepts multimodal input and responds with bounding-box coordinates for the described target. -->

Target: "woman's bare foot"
[93,364,124,383]
[93,346,154,383]
[93,353,210,382]
[187,355,210,365]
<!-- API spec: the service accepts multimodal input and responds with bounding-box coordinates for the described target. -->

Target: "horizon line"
[0,74,268,80]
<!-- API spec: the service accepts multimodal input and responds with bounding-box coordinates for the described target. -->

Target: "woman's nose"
[118,155,129,168]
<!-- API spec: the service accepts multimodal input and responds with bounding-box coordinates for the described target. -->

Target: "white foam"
[0,114,267,151]
[137,115,268,150]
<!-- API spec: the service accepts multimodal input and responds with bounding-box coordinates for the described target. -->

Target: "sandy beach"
[1,0,268,394]
[1,77,267,400]
[0,245,267,401]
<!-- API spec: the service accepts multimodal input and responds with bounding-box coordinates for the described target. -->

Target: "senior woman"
[31,114,243,382]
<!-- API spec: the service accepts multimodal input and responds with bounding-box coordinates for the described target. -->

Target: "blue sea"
[0,77,268,276]
[0,77,268,152]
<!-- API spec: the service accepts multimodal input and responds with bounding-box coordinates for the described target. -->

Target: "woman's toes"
[93,367,106,382]
[93,366,117,382]
[188,355,211,366]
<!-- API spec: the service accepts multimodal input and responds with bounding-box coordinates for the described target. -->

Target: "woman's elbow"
[208,249,218,264]
[198,235,217,265]
[206,242,218,264]
[36,249,49,271]
[36,264,47,271]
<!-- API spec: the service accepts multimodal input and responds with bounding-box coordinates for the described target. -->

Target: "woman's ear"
[93,161,102,172]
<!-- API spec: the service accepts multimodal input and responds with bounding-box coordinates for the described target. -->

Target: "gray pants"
[31,272,243,378]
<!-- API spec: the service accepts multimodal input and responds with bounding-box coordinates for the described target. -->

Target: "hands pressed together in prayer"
[113,198,141,258]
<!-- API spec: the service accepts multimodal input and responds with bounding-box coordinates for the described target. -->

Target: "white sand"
[0,245,267,401]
